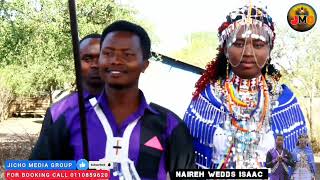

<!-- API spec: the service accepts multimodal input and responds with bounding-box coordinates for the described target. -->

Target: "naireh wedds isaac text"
[174,169,269,179]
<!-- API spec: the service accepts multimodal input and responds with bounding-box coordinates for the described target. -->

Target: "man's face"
[99,31,149,89]
[299,137,307,148]
[226,25,270,79]
[80,38,104,89]
[276,136,284,149]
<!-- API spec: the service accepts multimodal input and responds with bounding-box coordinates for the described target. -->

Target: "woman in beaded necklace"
[183,5,313,169]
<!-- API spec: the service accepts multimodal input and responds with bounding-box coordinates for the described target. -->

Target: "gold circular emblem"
[287,3,317,32]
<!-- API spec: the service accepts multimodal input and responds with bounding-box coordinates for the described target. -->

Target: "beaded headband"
[219,5,275,49]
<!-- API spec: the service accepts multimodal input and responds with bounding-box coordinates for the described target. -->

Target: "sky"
[120,0,319,54]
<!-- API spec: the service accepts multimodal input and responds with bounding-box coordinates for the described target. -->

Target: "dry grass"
[0,133,38,179]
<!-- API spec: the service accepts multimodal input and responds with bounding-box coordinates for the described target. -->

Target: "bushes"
[0,81,14,122]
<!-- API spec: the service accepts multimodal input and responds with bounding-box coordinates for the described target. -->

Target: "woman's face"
[226,25,270,79]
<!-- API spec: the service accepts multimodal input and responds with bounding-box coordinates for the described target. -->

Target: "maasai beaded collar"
[231,72,263,92]
[210,70,275,169]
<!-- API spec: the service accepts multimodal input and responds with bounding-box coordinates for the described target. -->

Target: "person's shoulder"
[191,82,223,109]
[148,103,190,135]
[273,84,298,110]
[50,92,78,122]
[283,148,291,154]
[51,92,78,109]
[149,103,181,121]
[279,84,294,99]
[268,147,276,153]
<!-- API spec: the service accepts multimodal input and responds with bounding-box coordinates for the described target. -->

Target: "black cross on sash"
[113,140,122,155]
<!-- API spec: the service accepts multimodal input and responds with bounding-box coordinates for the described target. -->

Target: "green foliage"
[171,32,219,68]
[76,0,137,37]
[272,28,320,101]
[272,28,320,94]
[0,0,154,98]
[271,27,320,139]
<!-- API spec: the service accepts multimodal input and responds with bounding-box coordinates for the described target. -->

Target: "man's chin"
[106,80,137,90]
[88,81,104,88]
[108,83,128,90]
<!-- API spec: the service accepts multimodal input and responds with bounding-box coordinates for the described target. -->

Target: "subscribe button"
[88,161,113,170]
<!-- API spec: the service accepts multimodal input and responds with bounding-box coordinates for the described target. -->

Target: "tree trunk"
[305,105,311,130]
[309,64,314,139]
[49,86,53,105]
[309,94,313,138]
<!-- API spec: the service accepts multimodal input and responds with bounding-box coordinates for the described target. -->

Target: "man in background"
[266,134,295,180]
[30,33,104,159]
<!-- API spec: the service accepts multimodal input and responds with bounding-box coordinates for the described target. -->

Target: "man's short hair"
[101,20,151,60]
[275,133,283,138]
[79,33,101,45]
[298,134,308,139]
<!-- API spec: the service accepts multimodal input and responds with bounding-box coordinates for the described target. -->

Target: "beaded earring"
[226,60,230,79]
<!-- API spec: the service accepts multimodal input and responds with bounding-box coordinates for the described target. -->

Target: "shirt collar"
[72,90,94,100]
[98,89,159,130]
[94,89,159,118]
